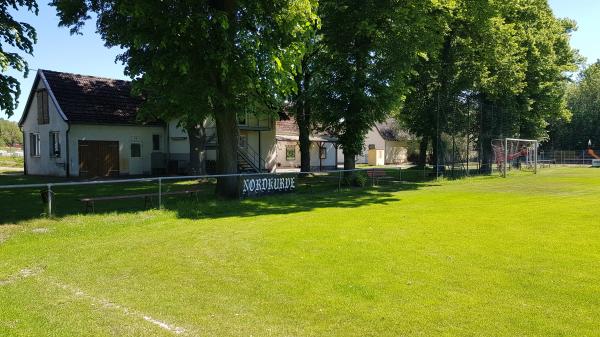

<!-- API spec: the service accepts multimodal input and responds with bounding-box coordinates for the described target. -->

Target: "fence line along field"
[1,167,599,336]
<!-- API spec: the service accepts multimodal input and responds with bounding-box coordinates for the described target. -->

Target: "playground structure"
[492,138,539,177]
[588,148,600,167]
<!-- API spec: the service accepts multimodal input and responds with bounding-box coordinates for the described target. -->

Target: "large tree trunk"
[187,123,207,175]
[215,107,240,198]
[418,135,429,167]
[432,134,440,167]
[343,149,356,171]
[297,104,311,173]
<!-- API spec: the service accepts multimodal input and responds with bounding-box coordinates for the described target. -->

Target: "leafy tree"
[400,0,577,170]
[51,0,316,197]
[0,118,22,146]
[0,0,38,117]
[288,19,320,173]
[400,0,526,167]
[549,61,600,149]
[477,0,577,167]
[314,0,446,170]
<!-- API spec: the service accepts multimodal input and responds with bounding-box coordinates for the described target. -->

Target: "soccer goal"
[491,138,539,177]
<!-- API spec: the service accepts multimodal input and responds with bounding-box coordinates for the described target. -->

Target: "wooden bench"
[80,189,201,213]
[538,159,555,168]
[366,169,395,185]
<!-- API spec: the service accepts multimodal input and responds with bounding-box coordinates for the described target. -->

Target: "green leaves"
[0,0,38,117]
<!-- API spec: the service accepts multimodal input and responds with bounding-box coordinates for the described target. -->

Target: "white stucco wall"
[21,80,69,176]
[68,124,165,176]
[337,128,408,165]
[385,140,408,164]
[168,118,275,172]
[276,140,336,170]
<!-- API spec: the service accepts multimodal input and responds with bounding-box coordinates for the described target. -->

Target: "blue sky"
[4,0,600,122]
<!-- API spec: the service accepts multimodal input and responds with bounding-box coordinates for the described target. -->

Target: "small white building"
[338,119,415,166]
[19,70,276,177]
[275,117,337,171]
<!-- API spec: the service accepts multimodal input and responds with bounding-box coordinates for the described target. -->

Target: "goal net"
[491,138,539,177]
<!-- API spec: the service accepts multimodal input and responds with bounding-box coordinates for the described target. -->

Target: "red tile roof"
[275,118,300,136]
[41,70,160,125]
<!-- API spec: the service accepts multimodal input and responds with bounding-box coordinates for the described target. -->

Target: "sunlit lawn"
[1,167,599,336]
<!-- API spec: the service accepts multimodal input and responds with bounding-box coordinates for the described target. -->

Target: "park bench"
[366,169,396,185]
[80,189,201,213]
[538,159,555,168]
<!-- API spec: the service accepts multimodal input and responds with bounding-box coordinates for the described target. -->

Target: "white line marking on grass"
[47,278,188,335]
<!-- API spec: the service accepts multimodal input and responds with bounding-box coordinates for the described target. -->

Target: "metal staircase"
[237,144,267,173]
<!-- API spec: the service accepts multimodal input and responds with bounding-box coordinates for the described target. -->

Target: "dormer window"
[37,89,49,125]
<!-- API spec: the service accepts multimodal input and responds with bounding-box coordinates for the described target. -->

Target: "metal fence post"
[158,178,162,209]
[371,168,376,187]
[398,167,402,182]
[337,170,342,192]
[47,184,53,217]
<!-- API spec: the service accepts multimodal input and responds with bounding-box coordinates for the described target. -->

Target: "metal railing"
[238,143,268,172]
[0,166,493,220]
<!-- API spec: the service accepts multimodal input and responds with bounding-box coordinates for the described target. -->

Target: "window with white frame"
[29,133,40,157]
[239,134,248,149]
[286,145,296,161]
[320,146,327,159]
[49,132,60,158]
[131,143,141,158]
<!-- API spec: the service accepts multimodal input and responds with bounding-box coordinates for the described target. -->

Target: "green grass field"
[0,156,24,169]
[1,167,599,336]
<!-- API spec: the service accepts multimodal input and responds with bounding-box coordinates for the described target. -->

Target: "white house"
[19,69,277,177]
[338,119,416,165]
[275,117,338,171]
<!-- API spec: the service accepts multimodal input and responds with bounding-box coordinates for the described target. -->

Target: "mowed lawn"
[1,167,600,336]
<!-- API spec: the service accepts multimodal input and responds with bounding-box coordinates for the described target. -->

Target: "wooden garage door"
[78,140,120,177]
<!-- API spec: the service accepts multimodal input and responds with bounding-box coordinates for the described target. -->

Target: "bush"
[344,172,367,187]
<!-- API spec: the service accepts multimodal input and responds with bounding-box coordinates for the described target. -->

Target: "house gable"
[19,70,68,127]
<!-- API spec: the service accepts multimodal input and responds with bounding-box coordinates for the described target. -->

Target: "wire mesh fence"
[0,165,533,224]
[538,150,598,166]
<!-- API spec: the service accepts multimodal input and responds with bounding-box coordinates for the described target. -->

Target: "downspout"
[65,123,71,177]
[258,131,262,171]
[20,128,27,175]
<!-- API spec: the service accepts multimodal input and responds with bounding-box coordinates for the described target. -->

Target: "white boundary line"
[1,267,189,335]
[47,278,188,335]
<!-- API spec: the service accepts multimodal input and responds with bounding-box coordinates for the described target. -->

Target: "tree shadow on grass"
[0,170,439,224]
[169,181,435,220]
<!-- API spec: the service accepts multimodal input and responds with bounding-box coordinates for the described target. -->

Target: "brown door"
[78,140,120,177]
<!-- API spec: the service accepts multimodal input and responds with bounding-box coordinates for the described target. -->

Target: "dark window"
[320,146,327,159]
[131,143,141,158]
[239,135,248,149]
[30,133,40,157]
[238,113,247,126]
[37,90,49,125]
[152,134,160,151]
[49,132,60,158]
[286,145,295,161]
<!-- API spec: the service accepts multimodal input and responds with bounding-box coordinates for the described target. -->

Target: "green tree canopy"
[0,0,38,117]
[0,118,22,146]
[313,0,446,170]
[549,61,600,149]
[399,0,577,168]
[51,0,317,197]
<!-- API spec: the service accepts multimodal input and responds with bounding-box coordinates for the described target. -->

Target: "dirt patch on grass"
[0,224,21,244]
[31,227,50,234]
[0,267,44,286]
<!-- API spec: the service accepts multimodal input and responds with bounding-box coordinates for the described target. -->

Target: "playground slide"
[587,148,600,160]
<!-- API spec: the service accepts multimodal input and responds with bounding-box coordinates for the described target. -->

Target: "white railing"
[0,168,403,217]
